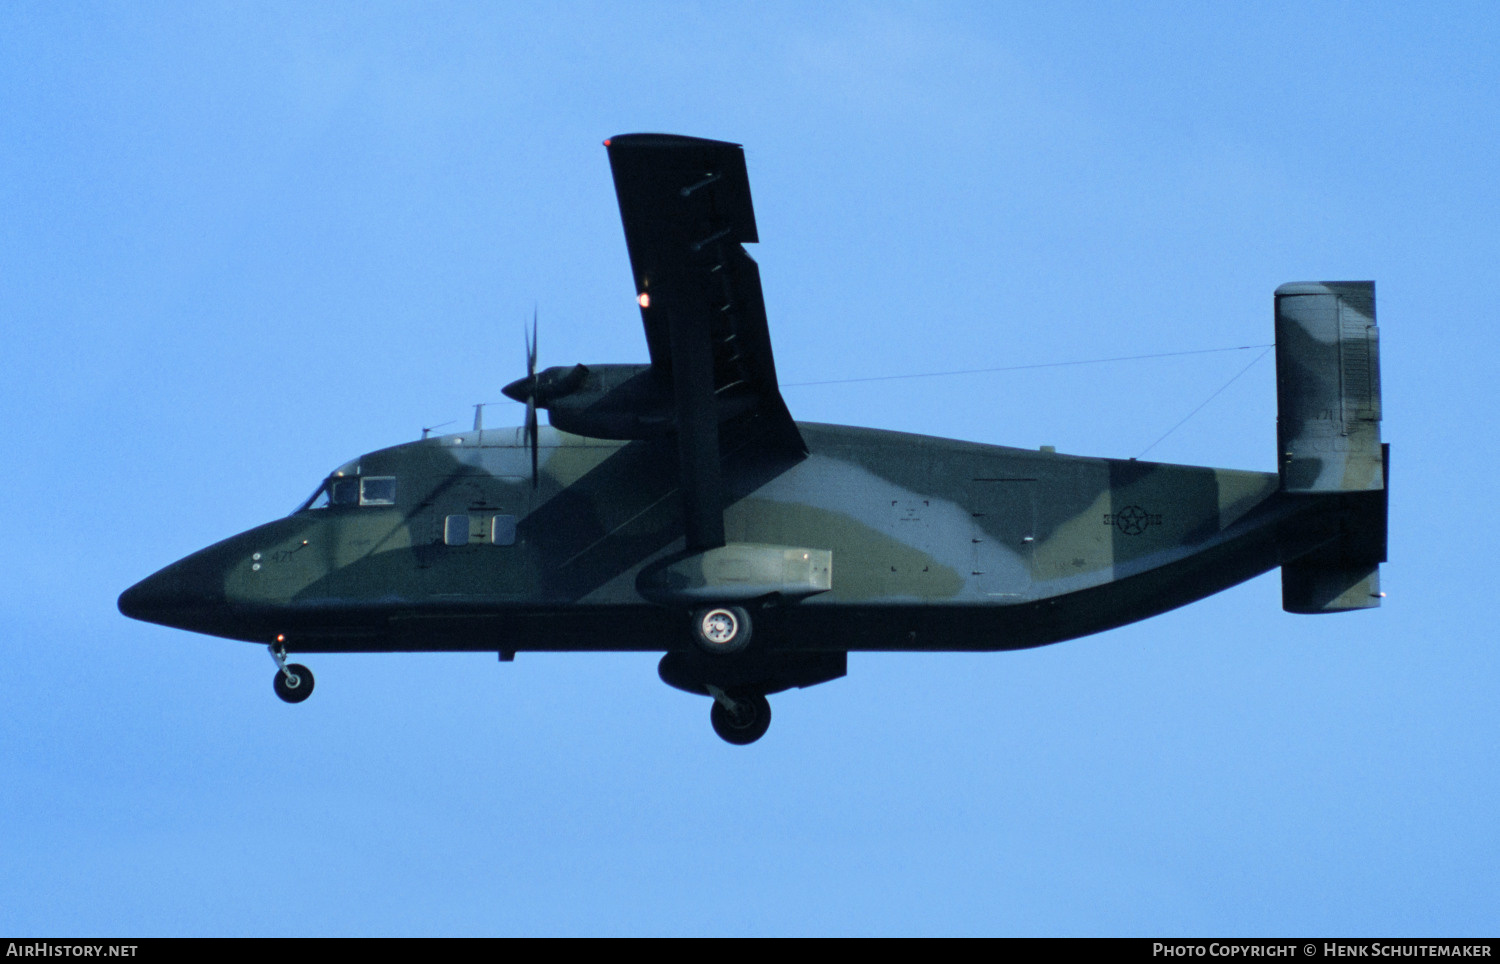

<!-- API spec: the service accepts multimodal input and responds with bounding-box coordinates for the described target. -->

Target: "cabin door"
[967,478,1035,600]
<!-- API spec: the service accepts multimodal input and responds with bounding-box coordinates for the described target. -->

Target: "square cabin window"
[491,514,517,546]
[360,477,396,506]
[444,514,470,546]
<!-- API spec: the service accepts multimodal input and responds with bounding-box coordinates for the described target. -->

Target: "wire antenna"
[782,344,1273,388]
[1135,347,1273,460]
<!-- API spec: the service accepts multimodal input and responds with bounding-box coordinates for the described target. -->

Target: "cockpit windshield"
[294,467,397,514]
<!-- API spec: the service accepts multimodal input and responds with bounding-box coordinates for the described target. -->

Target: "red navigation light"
[637,292,650,308]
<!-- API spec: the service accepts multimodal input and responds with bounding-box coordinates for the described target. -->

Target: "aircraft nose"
[118,561,225,629]
[117,574,165,622]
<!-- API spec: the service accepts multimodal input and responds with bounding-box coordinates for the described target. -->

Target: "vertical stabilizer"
[1275,282,1383,492]
[1274,282,1387,613]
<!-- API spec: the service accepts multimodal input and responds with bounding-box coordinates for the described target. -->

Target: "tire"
[710,692,771,745]
[273,663,315,704]
[691,605,752,656]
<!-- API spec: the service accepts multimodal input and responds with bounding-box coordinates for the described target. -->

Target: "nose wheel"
[707,687,771,745]
[269,641,315,704]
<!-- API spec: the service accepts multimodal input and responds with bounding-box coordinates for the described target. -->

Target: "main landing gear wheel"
[709,690,772,745]
[273,663,315,704]
[691,605,752,656]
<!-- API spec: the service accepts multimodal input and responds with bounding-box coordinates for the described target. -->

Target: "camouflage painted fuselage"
[116,132,1386,741]
[127,421,1330,656]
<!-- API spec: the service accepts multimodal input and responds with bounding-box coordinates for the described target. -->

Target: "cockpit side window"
[331,479,359,506]
[294,468,397,515]
[359,477,397,505]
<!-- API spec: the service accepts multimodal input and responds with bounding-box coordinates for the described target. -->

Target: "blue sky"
[3,1,1497,936]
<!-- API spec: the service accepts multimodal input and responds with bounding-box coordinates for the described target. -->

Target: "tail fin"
[1274,282,1387,613]
[1275,282,1383,493]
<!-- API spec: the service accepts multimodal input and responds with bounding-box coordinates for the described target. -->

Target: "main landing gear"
[682,606,769,743]
[690,605,752,656]
[706,686,772,745]
[269,641,315,704]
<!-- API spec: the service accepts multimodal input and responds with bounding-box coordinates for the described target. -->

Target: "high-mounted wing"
[605,133,803,454]
[606,133,804,549]
[506,135,805,551]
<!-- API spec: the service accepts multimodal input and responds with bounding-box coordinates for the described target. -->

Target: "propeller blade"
[525,310,540,487]
[528,307,538,374]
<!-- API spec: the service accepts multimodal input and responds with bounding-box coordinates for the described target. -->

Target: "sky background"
[3,1,1497,936]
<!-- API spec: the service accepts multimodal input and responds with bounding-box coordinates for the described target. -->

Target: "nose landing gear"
[269,640,315,704]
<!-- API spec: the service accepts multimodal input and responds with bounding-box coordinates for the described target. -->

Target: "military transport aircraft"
[119,133,1388,745]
